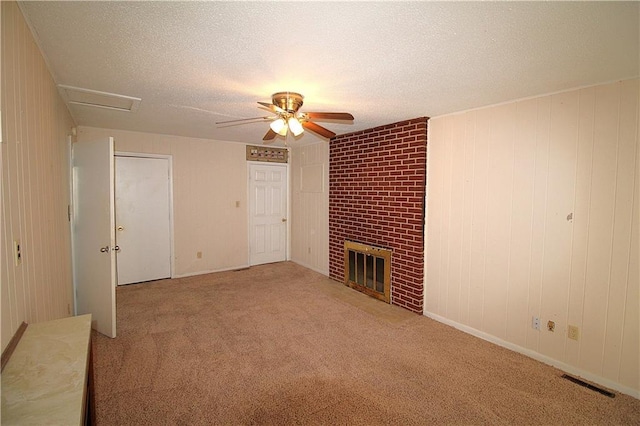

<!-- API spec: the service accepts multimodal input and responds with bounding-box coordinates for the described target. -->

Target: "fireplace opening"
[344,241,391,303]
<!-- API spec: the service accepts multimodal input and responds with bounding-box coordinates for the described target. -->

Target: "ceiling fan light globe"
[288,117,304,136]
[270,118,286,134]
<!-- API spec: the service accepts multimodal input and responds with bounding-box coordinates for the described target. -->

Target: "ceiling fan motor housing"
[218,91,352,141]
[272,92,304,113]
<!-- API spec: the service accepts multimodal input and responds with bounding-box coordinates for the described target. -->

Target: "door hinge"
[68,205,71,222]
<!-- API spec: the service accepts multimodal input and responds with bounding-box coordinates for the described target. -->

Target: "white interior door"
[72,137,116,338]
[115,156,172,285]
[249,163,288,265]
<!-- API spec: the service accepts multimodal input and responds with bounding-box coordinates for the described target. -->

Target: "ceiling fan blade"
[263,128,278,141]
[302,121,336,139]
[304,112,354,121]
[216,116,271,125]
[257,102,285,114]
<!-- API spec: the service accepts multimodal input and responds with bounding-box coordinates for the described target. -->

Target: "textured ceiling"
[19,1,639,147]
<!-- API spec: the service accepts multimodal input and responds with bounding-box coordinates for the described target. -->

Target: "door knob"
[100,246,110,253]
[113,246,120,252]
[117,225,124,231]
[282,218,287,222]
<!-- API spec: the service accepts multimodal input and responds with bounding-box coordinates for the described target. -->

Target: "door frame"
[68,135,76,315]
[247,161,291,264]
[115,151,175,280]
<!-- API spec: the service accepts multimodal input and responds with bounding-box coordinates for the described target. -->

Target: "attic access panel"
[58,85,141,112]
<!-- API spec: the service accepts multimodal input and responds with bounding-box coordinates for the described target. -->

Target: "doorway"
[115,154,173,285]
[248,163,288,265]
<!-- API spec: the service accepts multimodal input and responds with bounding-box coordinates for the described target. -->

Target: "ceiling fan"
[216,92,354,141]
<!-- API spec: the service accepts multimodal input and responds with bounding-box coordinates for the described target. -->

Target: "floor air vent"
[561,374,615,398]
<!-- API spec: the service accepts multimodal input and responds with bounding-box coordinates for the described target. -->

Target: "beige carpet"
[92,262,640,425]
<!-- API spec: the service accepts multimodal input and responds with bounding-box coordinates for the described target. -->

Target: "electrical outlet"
[532,316,540,331]
[547,320,555,332]
[568,325,579,341]
[14,240,22,266]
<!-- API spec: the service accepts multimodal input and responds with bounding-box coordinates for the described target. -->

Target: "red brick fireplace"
[329,117,428,314]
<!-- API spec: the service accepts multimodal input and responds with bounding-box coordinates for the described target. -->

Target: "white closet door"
[115,156,171,285]
[72,137,117,338]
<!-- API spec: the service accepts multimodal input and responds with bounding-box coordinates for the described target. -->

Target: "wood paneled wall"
[77,126,249,277]
[290,142,329,274]
[1,1,76,351]
[426,79,639,396]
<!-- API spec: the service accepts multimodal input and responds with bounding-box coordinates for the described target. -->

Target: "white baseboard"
[290,259,329,276]
[423,311,639,399]
[172,264,251,279]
